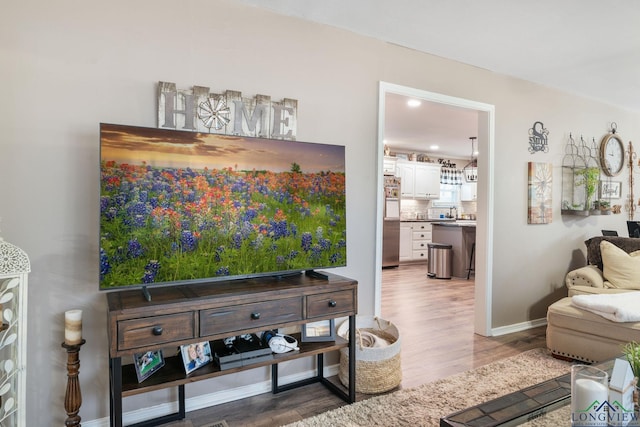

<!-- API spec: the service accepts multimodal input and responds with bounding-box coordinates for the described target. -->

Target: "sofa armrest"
[566,265,605,290]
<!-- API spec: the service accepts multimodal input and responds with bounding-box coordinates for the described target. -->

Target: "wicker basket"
[336,316,401,394]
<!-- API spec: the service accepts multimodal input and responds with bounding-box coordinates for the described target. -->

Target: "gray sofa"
[547,236,640,362]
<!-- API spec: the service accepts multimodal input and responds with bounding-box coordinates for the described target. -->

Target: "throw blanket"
[572,293,640,322]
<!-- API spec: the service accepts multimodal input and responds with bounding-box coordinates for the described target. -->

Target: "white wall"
[2,0,639,424]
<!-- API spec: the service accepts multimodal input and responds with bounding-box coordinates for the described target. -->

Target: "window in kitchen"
[432,183,459,207]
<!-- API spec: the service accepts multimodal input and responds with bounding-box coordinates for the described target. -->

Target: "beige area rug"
[283,348,572,427]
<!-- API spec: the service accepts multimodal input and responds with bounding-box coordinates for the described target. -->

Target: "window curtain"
[440,167,463,185]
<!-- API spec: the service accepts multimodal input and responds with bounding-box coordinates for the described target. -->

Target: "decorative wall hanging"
[599,122,625,177]
[528,162,553,224]
[437,159,456,168]
[561,133,589,216]
[157,81,298,140]
[599,181,621,199]
[528,121,549,153]
[581,135,602,215]
[626,141,637,220]
[0,236,30,427]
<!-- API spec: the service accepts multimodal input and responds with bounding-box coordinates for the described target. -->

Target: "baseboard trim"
[491,317,547,337]
[82,364,340,427]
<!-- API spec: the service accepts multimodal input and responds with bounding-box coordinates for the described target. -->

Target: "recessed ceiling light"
[407,99,421,108]
[430,145,439,150]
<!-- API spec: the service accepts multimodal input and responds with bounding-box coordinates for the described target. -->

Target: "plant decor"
[622,341,640,378]
[574,167,600,210]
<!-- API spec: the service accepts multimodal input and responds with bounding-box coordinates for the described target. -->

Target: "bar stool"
[466,243,475,280]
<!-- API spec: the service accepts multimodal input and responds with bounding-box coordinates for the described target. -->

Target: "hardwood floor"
[163,263,547,426]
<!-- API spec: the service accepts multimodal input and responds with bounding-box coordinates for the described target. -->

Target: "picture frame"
[180,341,213,374]
[133,350,165,383]
[599,180,622,199]
[301,319,335,342]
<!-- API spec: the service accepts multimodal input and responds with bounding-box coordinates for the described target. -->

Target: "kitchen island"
[431,221,476,279]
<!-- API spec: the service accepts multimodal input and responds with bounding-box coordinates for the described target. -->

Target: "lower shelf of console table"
[107,273,358,427]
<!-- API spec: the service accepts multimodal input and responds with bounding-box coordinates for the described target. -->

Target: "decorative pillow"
[601,241,640,289]
[585,236,640,270]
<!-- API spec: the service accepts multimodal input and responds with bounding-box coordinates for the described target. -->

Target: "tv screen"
[99,123,346,290]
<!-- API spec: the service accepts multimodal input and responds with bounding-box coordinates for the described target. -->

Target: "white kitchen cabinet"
[383,156,397,176]
[411,227,431,260]
[396,161,415,197]
[399,223,413,262]
[397,160,440,199]
[461,182,477,201]
[400,222,433,263]
[415,163,441,199]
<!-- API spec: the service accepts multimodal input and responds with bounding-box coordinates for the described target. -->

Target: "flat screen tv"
[99,123,346,291]
[627,221,640,238]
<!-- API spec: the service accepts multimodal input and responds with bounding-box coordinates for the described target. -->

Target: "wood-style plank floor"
[163,263,547,427]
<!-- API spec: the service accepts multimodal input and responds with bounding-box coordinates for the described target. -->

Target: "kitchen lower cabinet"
[399,223,413,262]
[400,222,433,263]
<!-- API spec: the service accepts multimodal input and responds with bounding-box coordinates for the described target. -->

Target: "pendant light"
[463,137,477,182]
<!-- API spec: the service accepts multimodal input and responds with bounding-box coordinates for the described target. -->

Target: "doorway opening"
[374,82,495,336]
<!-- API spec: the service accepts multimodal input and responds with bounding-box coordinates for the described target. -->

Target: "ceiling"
[383,93,478,159]
[236,0,640,158]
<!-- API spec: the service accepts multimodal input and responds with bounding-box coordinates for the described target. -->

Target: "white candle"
[573,378,608,426]
[64,309,82,345]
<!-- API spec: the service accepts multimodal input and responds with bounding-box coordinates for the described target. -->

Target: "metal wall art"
[528,121,549,153]
[157,81,298,140]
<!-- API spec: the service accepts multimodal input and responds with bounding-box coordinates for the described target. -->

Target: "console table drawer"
[117,312,195,350]
[307,290,355,318]
[200,298,303,336]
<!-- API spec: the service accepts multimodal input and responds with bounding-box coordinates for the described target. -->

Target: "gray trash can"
[427,243,452,279]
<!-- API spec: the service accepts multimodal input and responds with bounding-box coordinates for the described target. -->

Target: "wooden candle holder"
[62,339,86,427]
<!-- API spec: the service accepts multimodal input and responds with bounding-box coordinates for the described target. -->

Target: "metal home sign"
[157,81,297,140]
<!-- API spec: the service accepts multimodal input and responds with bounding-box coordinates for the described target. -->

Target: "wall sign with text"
[157,81,297,140]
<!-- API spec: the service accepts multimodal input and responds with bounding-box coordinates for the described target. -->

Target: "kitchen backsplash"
[401,199,477,220]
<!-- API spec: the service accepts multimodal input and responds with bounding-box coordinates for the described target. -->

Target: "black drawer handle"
[251,312,261,320]
[152,326,163,336]
[328,300,337,308]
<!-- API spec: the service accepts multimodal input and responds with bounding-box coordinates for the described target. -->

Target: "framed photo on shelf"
[180,341,213,374]
[301,319,335,342]
[599,181,622,199]
[133,350,165,383]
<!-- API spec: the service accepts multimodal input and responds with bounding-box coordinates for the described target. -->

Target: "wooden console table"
[107,272,357,427]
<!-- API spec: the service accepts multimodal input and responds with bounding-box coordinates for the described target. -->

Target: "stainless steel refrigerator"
[382,176,401,267]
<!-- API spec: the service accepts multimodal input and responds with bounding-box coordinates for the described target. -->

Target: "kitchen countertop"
[432,221,477,227]
[400,218,456,222]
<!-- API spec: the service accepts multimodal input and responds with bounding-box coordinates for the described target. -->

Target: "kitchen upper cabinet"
[397,161,415,197]
[461,182,477,201]
[397,160,440,199]
[415,163,441,198]
[383,156,397,176]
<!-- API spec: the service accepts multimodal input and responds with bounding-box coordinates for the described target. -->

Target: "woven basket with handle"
[336,316,401,394]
